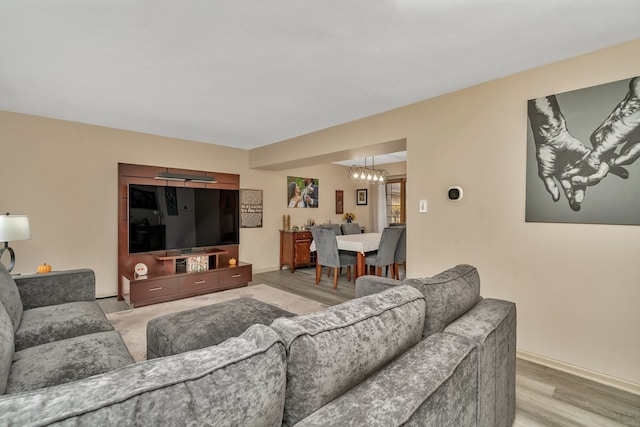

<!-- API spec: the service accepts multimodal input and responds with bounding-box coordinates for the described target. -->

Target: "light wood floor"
[251,267,640,427]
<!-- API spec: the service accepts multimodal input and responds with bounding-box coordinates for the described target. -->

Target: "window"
[385,179,406,225]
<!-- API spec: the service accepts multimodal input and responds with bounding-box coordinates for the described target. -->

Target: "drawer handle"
[194,280,206,284]
[231,274,242,278]
[149,287,162,291]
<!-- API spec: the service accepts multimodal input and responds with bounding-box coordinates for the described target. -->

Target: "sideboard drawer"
[131,277,179,300]
[219,265,252,285]
[179,271,219,293]
[295,231,312,240]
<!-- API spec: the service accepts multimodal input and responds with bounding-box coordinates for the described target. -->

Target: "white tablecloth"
[310,232,381,254]
[336,233,381,254]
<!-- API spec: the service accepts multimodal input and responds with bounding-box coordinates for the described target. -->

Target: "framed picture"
[356,189,368,205]
[287,176,319,208]
[526,75,640,225]
[335,190,344,214]
[240,189,263,228]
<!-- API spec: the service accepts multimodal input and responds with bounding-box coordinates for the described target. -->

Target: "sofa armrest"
[14,269,96,310]
[354,275,402,298]
[295,333,478,427]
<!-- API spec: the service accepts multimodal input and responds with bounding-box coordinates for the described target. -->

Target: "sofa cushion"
[404,264,481,337]
[0,324,287,427]
[6,330,134,393]
[15,301,114,351]
[147,297,294,359]
[270,285,426,427]
[296,333,478,427]
[0,302,14,395]
[443,298,517,427]
[0,263,23,332]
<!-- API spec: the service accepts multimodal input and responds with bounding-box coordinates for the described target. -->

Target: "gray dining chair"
[365,226,403,277]
[320,223,344,277]
[391,224,406,280]
[321,223,342,236]
[310,226,357,289]
[340,222,361,235]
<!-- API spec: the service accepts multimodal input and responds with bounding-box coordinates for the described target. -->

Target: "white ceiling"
[2,1,640,156]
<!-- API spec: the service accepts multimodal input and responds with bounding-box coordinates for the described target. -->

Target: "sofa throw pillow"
[404,264,481,337]
[270,285,426,427]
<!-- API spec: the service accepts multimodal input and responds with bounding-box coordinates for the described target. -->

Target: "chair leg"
[315,264,322,284]
[333,268,338,289]
[393,263,399,280]
[376,266,382,277]
[347,266,351,282]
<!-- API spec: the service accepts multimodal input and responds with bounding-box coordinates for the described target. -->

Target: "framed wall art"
[335,190,344,214]
[526,75,640,225]
[240,189,263,228]
[287,176,319,208]
[356,189,368,206]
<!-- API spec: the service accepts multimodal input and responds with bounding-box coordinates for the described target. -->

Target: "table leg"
[357,253,366,277]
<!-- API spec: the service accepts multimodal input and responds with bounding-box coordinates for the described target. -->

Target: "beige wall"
[255,39,640,389]
[0,112,373,295]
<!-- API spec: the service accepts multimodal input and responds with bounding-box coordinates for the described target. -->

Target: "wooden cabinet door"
[295,233,311,266]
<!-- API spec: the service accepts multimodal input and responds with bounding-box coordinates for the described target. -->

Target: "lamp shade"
[0,214,31,242]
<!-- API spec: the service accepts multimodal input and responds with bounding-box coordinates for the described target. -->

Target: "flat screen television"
[128,184,239,254]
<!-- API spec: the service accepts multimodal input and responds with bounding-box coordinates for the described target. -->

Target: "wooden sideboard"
[279,230,315,273]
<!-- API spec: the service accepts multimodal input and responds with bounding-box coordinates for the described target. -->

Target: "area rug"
[106,284,328,361]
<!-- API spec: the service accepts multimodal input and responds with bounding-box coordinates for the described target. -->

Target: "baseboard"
[517,350,640,396]
[252,266,282,274]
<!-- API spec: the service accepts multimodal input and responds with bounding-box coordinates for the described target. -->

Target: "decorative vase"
[347,219,352,223]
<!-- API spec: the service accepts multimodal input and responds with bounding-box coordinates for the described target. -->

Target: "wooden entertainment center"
[118,163,252,307]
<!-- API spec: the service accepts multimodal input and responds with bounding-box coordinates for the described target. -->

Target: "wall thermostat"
[447,186,463,201]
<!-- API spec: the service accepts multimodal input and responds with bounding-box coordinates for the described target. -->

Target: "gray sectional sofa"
[0,263,516,426]
[0,264,134,395]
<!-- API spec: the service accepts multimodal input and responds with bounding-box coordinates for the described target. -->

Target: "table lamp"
[0,213,31,272]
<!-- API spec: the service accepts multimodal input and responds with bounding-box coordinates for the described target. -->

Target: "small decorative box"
[187,256,208,273]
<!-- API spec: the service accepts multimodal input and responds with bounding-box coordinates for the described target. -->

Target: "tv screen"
[128,184,239,254]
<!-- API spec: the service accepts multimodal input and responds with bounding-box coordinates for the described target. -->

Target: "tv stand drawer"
[219,264,252,285]
[131,277,179,300]
[179,271,219,292]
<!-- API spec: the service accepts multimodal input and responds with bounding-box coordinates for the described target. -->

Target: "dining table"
[335,232,381,277]
[309,231,382,277]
